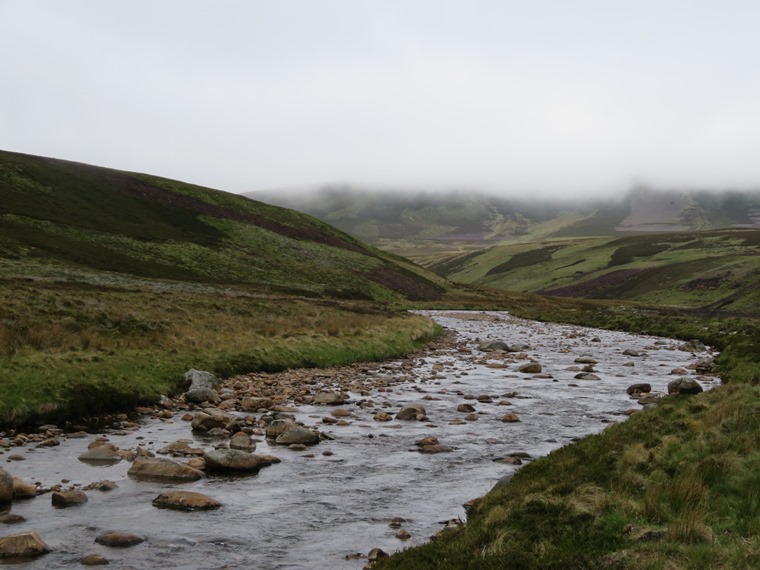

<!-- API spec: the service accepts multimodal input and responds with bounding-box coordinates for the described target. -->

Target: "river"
[0,311,718,568]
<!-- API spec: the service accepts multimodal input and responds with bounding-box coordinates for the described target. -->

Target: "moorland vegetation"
[2,150,759,568]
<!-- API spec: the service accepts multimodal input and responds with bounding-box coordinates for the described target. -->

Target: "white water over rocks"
[0,311,718,568]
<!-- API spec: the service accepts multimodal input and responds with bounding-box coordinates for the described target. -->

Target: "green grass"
[0,277,440,426]
[432,230,760,313]
[0,150,448,303]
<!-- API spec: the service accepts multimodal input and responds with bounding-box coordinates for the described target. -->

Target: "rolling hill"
[0,150,450,302]
[247,184,760,266]
[431,230,760,314]
[0,150,461,425]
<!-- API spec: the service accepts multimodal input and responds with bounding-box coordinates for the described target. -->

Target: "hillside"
[433,229,760,314]
[0,150,460,425]
[247,185,760,266]
[0,151,450,302]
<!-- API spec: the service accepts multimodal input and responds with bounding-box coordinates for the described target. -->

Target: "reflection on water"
[1,312,717,569]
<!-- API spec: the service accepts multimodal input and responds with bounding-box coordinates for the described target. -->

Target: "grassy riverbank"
[0,277,440,427]
[381,297,760,569]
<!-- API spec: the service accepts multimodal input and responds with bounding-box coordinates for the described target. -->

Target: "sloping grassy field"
[433,230,760,314]
[0,150,459,426]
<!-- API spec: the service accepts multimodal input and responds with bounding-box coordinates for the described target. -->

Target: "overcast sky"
[2,1,759,196]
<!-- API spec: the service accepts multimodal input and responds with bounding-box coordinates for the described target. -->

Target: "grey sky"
[2,1,759,196]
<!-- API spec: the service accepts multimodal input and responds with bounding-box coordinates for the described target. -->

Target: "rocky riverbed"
[0,311,719,568]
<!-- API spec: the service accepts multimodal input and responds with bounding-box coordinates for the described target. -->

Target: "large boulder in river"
[626,383,652,396]
[0,531,51,559]
[51,490,88,508]
[184,369,220,404]
[191,408,232,432]
[78,446,123,464]
[152,490,221,511]
[0,469,13,503]
[265,419,298,439]
[517,362,542,374]
[128,457,204,482]
[95,531,144,548]
[275,426,320,446]
[13,478,38,500]
[229,432,256,451]
[668,377,704,395]
[204,449,279,473]
[396,404,427,421]
[313,392,345,405]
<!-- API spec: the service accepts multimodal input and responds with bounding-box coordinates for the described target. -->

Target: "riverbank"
[380,302,760,569]
[0,311,716,567]
[0,278,440,427]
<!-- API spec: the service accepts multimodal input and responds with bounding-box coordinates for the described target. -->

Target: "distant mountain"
[246,185,760,265]
[0,151,449,301]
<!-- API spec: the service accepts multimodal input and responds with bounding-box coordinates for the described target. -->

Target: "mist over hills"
[247,185,760,251]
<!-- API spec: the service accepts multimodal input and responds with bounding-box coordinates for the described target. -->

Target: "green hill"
[0,151,452,302]
[431,229,760,314]
[0,150,457,425]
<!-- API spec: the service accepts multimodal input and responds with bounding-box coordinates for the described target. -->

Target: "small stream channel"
[1,311,718,568]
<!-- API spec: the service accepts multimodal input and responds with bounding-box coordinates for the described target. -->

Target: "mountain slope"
[432,230,760,314]
[0,151,447,301]
[247,185,760,266]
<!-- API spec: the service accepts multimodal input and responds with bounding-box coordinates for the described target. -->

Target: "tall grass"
[0,280,440,427]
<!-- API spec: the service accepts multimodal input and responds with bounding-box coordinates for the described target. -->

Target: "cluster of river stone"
[0,335,716,564]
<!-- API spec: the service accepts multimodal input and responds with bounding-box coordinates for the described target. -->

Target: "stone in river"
[275,426,320,446]
[373,412,392,422]
[501,413,521,423]
[574,357,598,364]
[12,478,37,499]
[313,392,345,405]
[0,513,25,524]
[95,531,144,547]
[51,490,88,508]
[368,547,389,562]
[190,408,232,432]
[265,419,297,439]
[668,377,704,395]
[414,436,453,453]
[0,469,13,503]
[80,553,109,565]
[395,404,427,421]
[457,403,476,413]
[331,408,352,418]
[626,383,651,396]
[128,457,204,482]
[152,490,221,511]
[0,531,51,559]
[574,373,600,381]
[78,446,123,464]
[239,397,273,412]
[622,349,643,357]
[517,363,542,374]
[204,449,279,472]
[229,432,256,452]
[158,440,205,457]
[493,456,523,465]
[184,369,220,404]
[395,528,411,540]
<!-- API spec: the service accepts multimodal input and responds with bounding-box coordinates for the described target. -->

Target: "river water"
[1,311,718,568]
